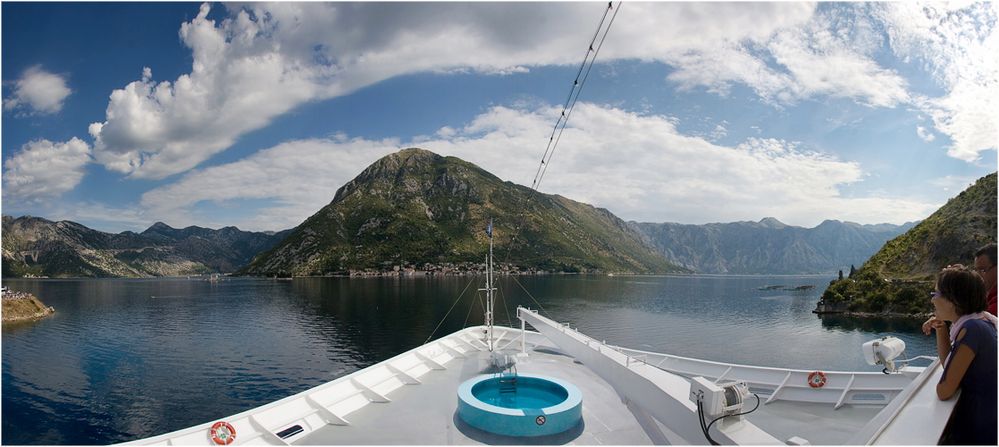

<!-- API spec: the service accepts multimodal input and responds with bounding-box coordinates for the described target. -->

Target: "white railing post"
[521,318,526,354]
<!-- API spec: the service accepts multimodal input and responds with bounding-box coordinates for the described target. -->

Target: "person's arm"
[934,320,950,361]
[937,329,974,400]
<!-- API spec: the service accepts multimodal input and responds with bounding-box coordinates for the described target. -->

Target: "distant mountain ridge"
[1,216,290,278]
[631,218,916,274]
[4,149,946,279]
[242,148,684,276]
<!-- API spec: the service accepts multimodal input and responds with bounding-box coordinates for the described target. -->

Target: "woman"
[929,266,997,445]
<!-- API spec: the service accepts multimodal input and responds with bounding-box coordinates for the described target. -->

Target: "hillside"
[820,172,997,315]
[1,216,289,278]
[632,218,915,274]
[242,148,684,276]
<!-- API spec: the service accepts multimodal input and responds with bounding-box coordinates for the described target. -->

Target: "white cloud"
[766,14,910,107]
[3,138,92,202]
[710,123,728,141]
[928,175,977,193]
[916,125,936,142]
[3,66,72,115]
[138,103,938,231]
[88,2,597,180]
[630,3,910,107]
[877,2,999,162]
[90,2,927,180]
[54,202,153,232]
[139,137,399,230]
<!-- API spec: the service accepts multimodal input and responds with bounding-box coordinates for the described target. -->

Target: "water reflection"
[819,314,926,333]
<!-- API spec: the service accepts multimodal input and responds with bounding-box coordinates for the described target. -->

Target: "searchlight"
[862,337,906,373]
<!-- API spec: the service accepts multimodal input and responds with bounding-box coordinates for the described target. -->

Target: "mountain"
[242,148,684,276]
[1,216,290,278]
[860,173,998,280]
[630,218,916,274]
[140,222,293,272]
[821,172,997,315]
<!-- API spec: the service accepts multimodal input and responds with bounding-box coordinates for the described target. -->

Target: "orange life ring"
[807,371,827,388]
[210,421,236,445]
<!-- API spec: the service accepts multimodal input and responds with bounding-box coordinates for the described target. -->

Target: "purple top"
[940,318,996,445]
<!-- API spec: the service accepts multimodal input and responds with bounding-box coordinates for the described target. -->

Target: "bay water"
[1,275,935,444]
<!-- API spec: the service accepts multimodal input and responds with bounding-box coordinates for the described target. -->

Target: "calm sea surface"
[2,275,935,444]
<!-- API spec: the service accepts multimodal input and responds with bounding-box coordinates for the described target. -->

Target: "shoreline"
[3,271,840,280]
[815,310,931,319]
[2,291,55,324]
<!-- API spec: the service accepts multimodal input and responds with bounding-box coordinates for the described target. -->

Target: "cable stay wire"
[427,3,622,340]
[495,2,622,322]
[532,2,614,191]
[537,1,621,189]
[498,286,513,328]
[511,275,551,319]
[462,289,479,329]
[423,277,477,345]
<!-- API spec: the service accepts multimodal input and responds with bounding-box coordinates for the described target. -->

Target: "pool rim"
[457,373,582,417]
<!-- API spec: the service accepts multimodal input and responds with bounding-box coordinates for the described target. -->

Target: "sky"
[2,2,997,233]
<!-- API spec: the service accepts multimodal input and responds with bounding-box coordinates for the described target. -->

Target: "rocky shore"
[813,297,931,319]
[2,288,54,324]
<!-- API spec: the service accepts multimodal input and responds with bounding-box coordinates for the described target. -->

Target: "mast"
[479,218,497,351]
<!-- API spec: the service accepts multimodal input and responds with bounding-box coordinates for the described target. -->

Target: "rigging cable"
[428,3,622,339]
[535,1,622,191]
[498,286,514,328]
[461,289,478,329]
[422,277,477,345]
[497,2,623,321]
[531,1,616,191]
[511,275,551,318]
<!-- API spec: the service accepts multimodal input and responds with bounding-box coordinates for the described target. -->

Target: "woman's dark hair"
[937,266,987,315]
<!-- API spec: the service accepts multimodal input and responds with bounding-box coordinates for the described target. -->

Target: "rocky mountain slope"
[820,172,997,315]
[242,148,684,276]
[859,173,998,280]
[1,216,289,278]
[632,218,916,274]
[141,222,293,272]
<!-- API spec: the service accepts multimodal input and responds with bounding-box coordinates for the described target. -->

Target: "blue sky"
[2,2,996,233]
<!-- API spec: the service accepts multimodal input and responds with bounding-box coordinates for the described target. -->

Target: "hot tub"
[456,373,582,437]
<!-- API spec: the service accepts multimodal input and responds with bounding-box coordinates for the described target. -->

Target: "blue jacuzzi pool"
[457,373,582,437]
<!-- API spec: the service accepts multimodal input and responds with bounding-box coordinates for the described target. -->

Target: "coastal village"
[342,262,557,277]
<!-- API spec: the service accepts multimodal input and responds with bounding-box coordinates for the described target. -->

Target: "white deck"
[295,330,889,445]
[123,320,952,446]
[297,331,655,445]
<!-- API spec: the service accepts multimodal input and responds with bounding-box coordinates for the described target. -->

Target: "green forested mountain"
[242,148,684,276]
[821,172,997,314]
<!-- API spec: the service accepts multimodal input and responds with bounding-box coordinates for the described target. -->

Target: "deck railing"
[516,307,921,409]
